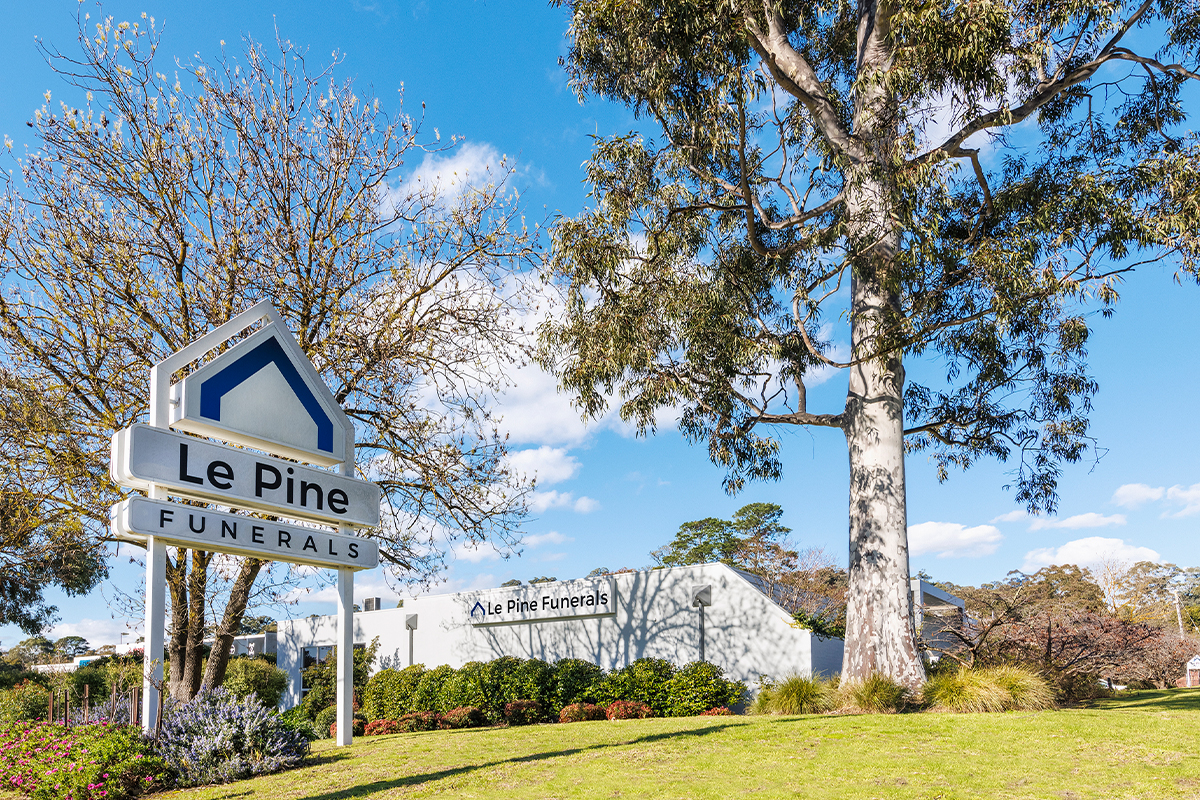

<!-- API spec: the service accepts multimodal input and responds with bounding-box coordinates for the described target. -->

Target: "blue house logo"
[169,323,348,467]
[470,601,487,618]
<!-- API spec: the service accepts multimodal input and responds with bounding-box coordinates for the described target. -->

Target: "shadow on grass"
[1085,689,1200,713]
[297,723,742,799]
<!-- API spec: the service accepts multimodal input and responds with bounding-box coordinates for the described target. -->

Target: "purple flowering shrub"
[0,721,171,800]
[155,687,308,787]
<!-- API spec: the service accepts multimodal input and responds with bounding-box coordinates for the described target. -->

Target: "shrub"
[0,722,172,800]
[595,659,675,716]
[156,687,309,786]
[314,705,339,738]
[399,710,447,731]
[297,638,379,720]
[700,706,733,716]
[0,680,48,723]
[364,718,404,736]
[442,706,487,729]
[839,673,910,714]
[665,662,745,717]
[503,699,543,725]
[925,665,1055,713]
[411,665,455,713]
[328,718,365,738]
[363,665,426,721]
[762,675,836,715]
[439,662,493,719]
[222,657,289,710]
[605,700,652,720]
[278,706,320,741]
[502,659,555,712]
[482,656,524,705]
[558,702,606,723]
[552,659,604,709]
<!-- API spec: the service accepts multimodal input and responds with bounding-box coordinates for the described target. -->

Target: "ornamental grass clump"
[925,665,1055,713]
[758,675,837,715]
[839,673,910,714]
[155,686,309,787]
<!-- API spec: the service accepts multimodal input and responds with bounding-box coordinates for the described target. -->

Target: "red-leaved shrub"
[441,706,487,729]
[605,700,653,720]
[398,711,444,732]
[700,706,733,716]
[364,719,404,736]
[503,699,543,725]
[559,702,606,723]
[329,717,366,737]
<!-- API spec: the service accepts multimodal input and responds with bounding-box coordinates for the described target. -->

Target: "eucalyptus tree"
[0,12,538,699]
[542,0,1200,687]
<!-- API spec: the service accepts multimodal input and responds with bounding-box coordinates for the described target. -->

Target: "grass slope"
[163,689,1200,799]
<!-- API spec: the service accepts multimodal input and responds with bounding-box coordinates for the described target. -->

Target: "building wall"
[277,562,844,709]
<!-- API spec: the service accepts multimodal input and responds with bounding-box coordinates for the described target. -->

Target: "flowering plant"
[155,687,308,787]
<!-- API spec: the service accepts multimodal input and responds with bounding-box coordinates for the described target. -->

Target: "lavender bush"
[155,687,309,786]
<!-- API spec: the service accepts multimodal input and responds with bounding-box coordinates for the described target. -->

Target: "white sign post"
[110,302,379,747]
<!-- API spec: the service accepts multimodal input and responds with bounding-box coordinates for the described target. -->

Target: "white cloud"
[46,618,134,649]
[408,142,504,203]
[908,522,1002,558]
[573,496,600,513]
[529,490,599,514]
[1111,483,1165,508]
[1165,483,1200,517]
[506,446,580,486]
[522,531,572,548]
[450,540,505,564]
[1021,536,1161,573]
[991,510,1028,523]
[1028,512,1126,531]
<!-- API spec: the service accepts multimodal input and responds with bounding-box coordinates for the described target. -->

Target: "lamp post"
[691,585,712,663]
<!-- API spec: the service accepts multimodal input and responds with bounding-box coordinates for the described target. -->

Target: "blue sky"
[1,1,1197,649]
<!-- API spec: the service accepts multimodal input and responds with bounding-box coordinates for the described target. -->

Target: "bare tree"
[0,11,538,699]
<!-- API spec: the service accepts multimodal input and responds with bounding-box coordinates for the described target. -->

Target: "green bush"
[0,680,48,723]
[439,662,493,718]
[552,659,604,709]
[297,638,379,719]
[925,665,1055,713]
[665,662,745,717]
[839,673,910,713]
[363,665,427,721]
[314,705,338,738]
[596,658,676,716]
[279,705,320,741]
[499,658,555,712]
[758,675,836,715]
[222,656,288,709]
[411,664,455,713]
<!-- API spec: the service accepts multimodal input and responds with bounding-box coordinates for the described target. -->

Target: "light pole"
[691,585,712,662]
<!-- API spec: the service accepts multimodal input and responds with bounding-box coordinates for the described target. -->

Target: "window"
[300,643,365,695]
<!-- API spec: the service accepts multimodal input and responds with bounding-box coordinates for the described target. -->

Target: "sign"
[111,497,379,570]
[111,423,381,529]
[1188,655,1200,670]
[466,577,615,625]
[169,324,348,467]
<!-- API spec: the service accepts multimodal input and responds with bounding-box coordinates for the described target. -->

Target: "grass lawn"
[162,689,1200,799]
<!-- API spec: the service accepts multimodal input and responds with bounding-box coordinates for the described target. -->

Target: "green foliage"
[664,662,745,717]
[298,638,379,719]
[756,675,837,715]
[594,658,676,716]
[362,665,427,721]
[790,609,847,640]
[840,674,911,714]
[0,680,48,723]
[438,662,493,719]
[503,658,556,712]
[410,665,455,713]
[0,722,172,800]
[551,659,604,709]
[221,657,288,710]
[314,706,338,739]
[278,706,320,742]
[924,665,1055,713]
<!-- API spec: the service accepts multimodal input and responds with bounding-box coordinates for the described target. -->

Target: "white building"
[277,562,846,709]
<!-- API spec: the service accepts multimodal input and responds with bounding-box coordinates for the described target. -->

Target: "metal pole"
[409,628,414,667]
[336,567,354,746]
[698,605,706,663]
[142,536,166,734]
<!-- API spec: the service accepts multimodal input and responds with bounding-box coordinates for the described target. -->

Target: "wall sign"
[465,577,615,625]
[111,423,381,529]
[112,497,379,570]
